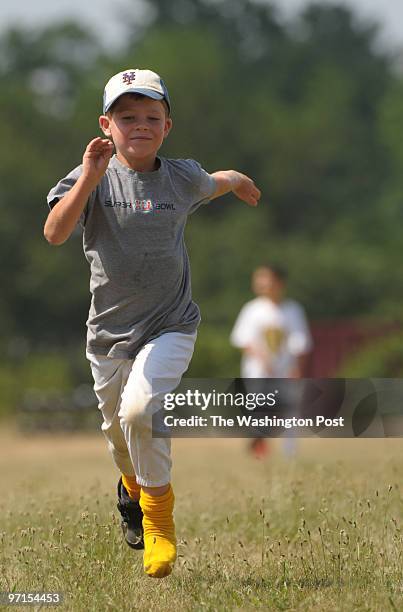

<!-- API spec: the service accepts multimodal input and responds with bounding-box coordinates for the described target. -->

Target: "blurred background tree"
[1,0,403,417]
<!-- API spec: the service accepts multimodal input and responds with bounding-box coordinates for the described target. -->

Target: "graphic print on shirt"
[264,326,286,355]
[104,198,176,212]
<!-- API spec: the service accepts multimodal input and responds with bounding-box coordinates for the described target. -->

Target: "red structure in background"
[305,320,401,377]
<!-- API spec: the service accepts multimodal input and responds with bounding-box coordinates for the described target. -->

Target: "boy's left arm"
[210,170,261,206]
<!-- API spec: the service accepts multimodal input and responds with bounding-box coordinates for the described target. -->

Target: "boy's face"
[252,268,285,301]
[99,94,172,166]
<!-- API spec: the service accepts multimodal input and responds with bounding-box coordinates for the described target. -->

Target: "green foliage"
[187,325,240,377]
[0,0,402,400]
[338,333,403,377]
[0,346,90,417]
[19,353,73,391]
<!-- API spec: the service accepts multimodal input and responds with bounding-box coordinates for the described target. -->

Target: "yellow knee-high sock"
[122,474,141,501]
[140,486,176,578]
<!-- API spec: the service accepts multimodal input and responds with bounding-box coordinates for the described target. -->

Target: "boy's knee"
[119,386,152,428]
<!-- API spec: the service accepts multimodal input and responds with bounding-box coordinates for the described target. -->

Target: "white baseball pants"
[86,331,197,487]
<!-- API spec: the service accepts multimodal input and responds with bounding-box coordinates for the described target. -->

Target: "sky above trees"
[1,0,403,52]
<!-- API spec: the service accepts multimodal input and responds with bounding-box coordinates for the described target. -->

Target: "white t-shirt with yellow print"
[230,297,312,377]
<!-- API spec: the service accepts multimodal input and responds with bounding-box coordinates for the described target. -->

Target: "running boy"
[44,69,261,579]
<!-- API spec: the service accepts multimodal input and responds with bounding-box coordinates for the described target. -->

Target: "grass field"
[0,422,402,611]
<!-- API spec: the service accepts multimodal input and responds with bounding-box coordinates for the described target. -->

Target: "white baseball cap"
[103,68,171,114]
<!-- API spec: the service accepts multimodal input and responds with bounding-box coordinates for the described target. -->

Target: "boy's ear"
[99,115,112,137]
[164,117,173,139]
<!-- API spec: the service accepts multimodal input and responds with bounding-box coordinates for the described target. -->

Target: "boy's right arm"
[44,137,114,245]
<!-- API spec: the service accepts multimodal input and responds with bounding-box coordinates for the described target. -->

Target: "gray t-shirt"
[47,155,216,358]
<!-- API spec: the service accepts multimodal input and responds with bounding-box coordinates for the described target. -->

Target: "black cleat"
[117,477,144,550]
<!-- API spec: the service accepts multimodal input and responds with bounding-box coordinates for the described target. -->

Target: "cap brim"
[104,88,165,113]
